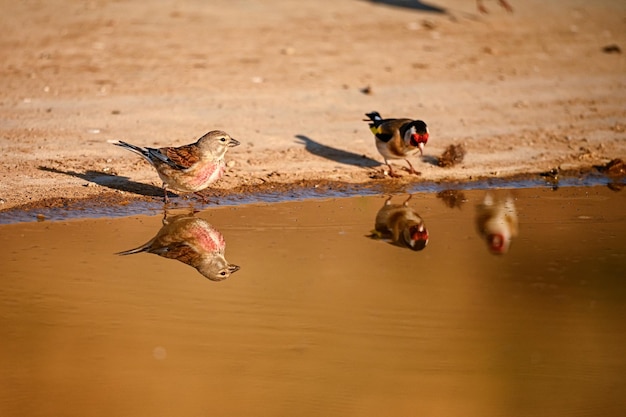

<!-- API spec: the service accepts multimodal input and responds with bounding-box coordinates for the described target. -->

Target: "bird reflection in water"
[368,195,429,251]
[117,211,240,281]
[475,193,518,255]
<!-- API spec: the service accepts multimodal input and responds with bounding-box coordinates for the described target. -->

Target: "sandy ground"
[1,0,625,212]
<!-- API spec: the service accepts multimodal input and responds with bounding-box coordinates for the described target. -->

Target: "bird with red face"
[364,111,429,177]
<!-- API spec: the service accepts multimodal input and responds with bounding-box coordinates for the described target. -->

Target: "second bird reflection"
[117,212,240,281]
[368,195,429,251]
[475,193,519,255]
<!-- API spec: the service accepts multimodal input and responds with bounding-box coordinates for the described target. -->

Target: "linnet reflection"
[116,211,240,281]
[368,194,429,251]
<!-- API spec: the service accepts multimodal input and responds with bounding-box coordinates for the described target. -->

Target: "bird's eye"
[220,271,227,276]
[220,137,227,142]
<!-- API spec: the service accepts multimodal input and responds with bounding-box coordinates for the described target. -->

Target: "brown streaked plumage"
[109,130,239,202]
[364,111,429,177]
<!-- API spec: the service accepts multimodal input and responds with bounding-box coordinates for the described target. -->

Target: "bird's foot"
[402,166,422,176]
[385,166,403,178]
[193,191,216,205]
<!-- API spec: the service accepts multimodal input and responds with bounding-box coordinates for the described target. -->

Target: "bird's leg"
[162,183,170,204]
[403,159,421,176]
[498,0,513,12]
[385,161,402,178]
[402,194,413,206]
[194,191,210,204]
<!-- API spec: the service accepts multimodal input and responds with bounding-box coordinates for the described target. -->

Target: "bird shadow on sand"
[422,155,440,166]
[295,135,382,169]
[38,166,174,199]
[367,0,447,13]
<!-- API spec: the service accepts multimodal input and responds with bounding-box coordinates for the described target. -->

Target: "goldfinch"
[364,111,429,177]
[110,130,239,202]
[116,213,240,281]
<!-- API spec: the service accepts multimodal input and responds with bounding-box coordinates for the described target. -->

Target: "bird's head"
[404,223,429,251]
[198,255,241,281]
[197,130,240,158]
[407,121,429,155]
[487,233,510,255]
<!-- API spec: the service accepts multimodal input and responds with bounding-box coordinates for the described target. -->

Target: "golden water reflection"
[0,186,624,417]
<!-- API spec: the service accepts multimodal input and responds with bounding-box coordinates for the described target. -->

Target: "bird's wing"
[152,242,199,266]
[374,119,412,143]
[153,144,200,170]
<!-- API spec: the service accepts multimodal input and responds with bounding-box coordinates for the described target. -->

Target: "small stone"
[421,19,436,30]
[360,85,373,95]
[602,44,621,54]
[36,214,46,222]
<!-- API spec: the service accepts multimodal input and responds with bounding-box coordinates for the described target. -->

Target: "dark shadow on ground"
[422,155,439,166]
[295,135,382,168]
[367,0,447,13]
[38,166,172,199]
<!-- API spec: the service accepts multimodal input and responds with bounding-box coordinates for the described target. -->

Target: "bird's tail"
[108,139,151,161]
[115,241,152,256]
[363,111,384,127]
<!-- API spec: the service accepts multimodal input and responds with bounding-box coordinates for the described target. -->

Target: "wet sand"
[1,186,625,417]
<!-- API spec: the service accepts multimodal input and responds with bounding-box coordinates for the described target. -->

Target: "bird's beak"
[228,138,241,147]
[418,142,425,156]
[228,264,241,273]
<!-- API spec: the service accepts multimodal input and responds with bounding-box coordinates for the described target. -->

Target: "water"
[1,185,625,417]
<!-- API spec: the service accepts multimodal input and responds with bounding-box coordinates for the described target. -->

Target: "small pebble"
[360,85,373,95]
[602,44,621,54]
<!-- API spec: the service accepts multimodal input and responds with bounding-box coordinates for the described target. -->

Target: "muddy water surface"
[1,186,625,417]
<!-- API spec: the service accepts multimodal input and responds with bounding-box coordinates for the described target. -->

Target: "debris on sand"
[436,190,466,209]
[602,44,621,54]
[360,85,373,95]
[539,167,560,180]
[595,158,626,176]
[437,144,466,168]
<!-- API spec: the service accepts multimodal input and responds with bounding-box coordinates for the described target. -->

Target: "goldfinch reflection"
[117,213,240,281]
[368,195,429,251]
